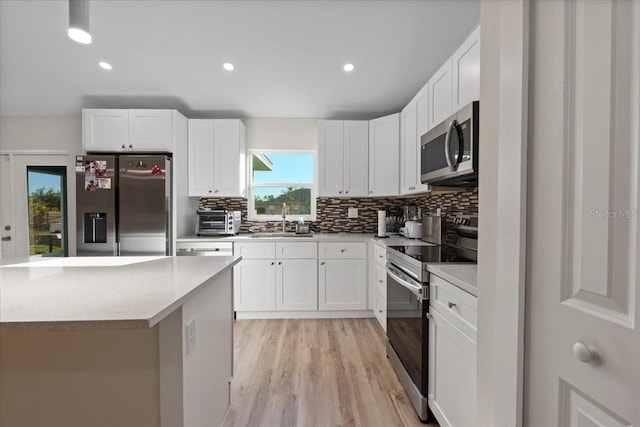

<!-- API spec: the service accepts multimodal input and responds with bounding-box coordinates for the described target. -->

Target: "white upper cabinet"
[400,83,430,195]
[187,119,246,197]
[428,59,454,129]
[452,26,481,111]
[83,109,178,153]
[343,121,369,197]
[128,110,174,151]
[318,120,368,197]
[368,113,400,196]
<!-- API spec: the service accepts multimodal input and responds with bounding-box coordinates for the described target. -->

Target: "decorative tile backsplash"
[198,188,478,234]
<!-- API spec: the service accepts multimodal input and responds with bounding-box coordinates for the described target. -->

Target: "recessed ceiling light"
[343,63,355,72]
[98,61,112,70]
[223,62,235,71]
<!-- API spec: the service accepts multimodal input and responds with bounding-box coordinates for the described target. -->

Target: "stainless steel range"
[385,213,477,422]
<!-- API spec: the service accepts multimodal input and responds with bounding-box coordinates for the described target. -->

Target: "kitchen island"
[0,255,240,427]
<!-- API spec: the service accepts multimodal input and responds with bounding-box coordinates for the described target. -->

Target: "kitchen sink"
[249,232,313,238]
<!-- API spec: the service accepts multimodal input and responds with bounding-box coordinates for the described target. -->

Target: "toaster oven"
[196,210,241,236]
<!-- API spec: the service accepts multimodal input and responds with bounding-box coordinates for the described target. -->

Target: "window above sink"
[248,150,316,222]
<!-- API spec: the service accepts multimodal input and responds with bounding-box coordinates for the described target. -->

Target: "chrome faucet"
[282,203,287,232]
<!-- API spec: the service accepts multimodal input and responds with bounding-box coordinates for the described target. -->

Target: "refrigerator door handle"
[92,217,96,242]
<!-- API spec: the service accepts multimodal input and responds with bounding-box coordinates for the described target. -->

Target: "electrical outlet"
[348,208,358,218]
[185,318,197,354]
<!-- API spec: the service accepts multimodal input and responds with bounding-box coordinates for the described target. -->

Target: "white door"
[213,119,241,197]
[318,120,344,197]
[0,154,71,258]
[187,119,215,197]
[318,258,366,310]
[0,154,16,257]
[526,1,639,426]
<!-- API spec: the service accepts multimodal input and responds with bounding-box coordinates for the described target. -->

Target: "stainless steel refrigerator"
[76,154,172,256]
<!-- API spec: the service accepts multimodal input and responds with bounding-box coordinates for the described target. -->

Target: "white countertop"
[427,263,478,296]
[178,232,431,247]
[0,256,241,332]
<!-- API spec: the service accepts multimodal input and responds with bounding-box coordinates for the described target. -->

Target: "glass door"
[26,166,68,257]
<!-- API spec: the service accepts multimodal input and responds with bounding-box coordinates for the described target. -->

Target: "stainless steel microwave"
[420,101,479,186]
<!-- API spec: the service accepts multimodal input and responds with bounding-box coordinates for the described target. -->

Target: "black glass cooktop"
[388,245,443,263]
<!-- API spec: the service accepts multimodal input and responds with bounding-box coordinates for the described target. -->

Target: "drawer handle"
[448,302,457,309]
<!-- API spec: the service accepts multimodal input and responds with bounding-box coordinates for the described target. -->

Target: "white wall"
[477,1,528,426]
[243,117,318,150]
[0,116,82,256]
[0,116,82,152]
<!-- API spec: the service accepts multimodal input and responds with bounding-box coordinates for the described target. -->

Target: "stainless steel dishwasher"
[176,240,233,256]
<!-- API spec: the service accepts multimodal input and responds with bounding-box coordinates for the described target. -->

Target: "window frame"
[247,149,317,222]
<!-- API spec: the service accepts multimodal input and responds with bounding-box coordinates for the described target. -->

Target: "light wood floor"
[223,318,438,427]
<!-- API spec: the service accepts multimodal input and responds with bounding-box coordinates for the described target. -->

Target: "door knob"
[573,342,597,363]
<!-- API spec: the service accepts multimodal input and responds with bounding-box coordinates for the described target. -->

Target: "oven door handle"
[387,268,423,299]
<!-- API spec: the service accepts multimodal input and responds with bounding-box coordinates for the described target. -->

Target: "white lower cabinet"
[428,274,477,427]
[234,242,318,312]
[371,243,387,331]
[318,242,367,311]
[234,259,276,311]
[276,259,317,310]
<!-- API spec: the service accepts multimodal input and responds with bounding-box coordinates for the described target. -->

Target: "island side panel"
[182,268,234,426]
[160,306,184,427]
[0,327,160,427]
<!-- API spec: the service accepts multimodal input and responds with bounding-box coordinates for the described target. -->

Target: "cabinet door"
[128,110,173,151]
[452,26,481,111]
[368,113,400,197]
[187,119,215,196]
[234,259,276,311]
[318,120,345,196]
[276,259,318,310]
[428,59,454,129]
[83,109,129,152]
[401,101,418,194]
[343,121,369,197]
[213,119,244,197]
[428,308,476,427]
[318,259,367,310]
[416,82,429,137]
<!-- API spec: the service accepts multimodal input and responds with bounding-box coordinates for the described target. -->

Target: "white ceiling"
[0,0,480,119]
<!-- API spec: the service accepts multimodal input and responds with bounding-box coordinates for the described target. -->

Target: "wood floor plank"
[223,318,439,427]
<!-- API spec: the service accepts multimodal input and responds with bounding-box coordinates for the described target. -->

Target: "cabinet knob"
[345,191,349,194]
[128,144,133,149]
[121,144,125,149]
[320,261,325,266]
[208,190,212,193]
[573,342,597,363]
[378,310,383,314]
[378,280,383,283]
[447,302,457,309]
[215,190,219,193]
[278,261,282,265]
[340,249,346,253]
[339,191,342,194]
[369,190,373,194]
[271,262,275,265]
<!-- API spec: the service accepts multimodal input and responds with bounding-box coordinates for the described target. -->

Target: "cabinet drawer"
[374,290,386,332]
[276,242,317,259]
[373,244,387,266]
[318,242,366,259]
[234,242,275,259]
[374,263,386,296]
[430,274,477,341]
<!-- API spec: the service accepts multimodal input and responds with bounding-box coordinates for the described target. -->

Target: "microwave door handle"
[454,122,465,167]
[444,119,458,172]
